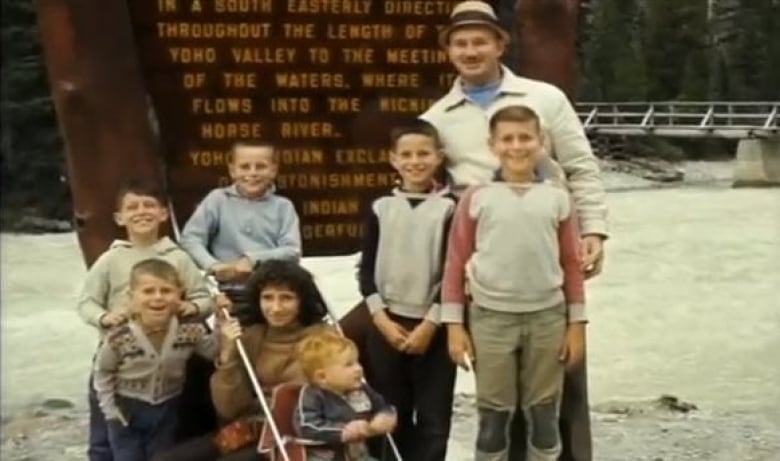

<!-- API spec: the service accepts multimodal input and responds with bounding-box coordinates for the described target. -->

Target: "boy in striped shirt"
[441,105,586,461]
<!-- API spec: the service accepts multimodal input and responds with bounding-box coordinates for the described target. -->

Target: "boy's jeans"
[470,303,566,461]
[88,374,112,461]
[106,396,179,461]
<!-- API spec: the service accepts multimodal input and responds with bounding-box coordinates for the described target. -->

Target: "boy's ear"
[388,152,399,170]
[313,368,327,384]
[113,211,125,227]
[158,206,170,223]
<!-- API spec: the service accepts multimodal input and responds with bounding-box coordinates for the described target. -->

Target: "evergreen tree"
[1,1,69,224]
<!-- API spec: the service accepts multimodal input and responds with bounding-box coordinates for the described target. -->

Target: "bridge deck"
[575,102,779,139]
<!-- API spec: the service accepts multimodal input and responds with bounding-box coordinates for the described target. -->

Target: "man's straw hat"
[438,0,510,48]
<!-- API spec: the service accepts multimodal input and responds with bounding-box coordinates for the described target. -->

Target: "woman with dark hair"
[154,260,330,461]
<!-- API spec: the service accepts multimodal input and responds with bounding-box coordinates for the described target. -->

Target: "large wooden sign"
[36,0,580,265]
[126,0,458,256]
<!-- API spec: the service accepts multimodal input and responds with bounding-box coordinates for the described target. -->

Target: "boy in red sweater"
[441,105,586,461]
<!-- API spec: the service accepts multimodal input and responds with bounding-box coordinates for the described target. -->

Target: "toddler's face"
[390,134,443,191]
[489,120,543,179]
[316,348,364,394]
[130,273,181,328]
[228,146,277,198]
[259,284,301,328]
[114,193,168,237]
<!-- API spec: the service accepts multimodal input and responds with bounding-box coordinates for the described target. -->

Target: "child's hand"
[401,320,437,355]
[233,257,254,279]
[218,314,242,363]
[372,311,409,352]
[210,263,237,282]
[369,412,397,435]
[214,293,232,313]
[341,420,371,442]
[559,322,586,370]
[100,308,129,329]
[177,301,198,318]
[446,324,474,371]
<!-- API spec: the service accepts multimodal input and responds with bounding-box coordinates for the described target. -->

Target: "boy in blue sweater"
[180,141,301,323]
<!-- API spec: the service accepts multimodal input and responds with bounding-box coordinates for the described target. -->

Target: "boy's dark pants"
[340,302,593,461]
[364,312,456,461]
[88,374,113,461]
[106,396,179,461]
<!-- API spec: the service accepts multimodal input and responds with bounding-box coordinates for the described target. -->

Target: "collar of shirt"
[224,184,276,201]
[440,65,534,112]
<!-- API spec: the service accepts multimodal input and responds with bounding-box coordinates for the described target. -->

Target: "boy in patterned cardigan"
[93,259,224,461]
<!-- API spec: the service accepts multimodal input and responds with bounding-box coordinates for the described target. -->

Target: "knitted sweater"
[358,187,456,323]
[77,237,214,331]
[441,180,586,323]
[210,322,331,422]
[93,317,217,420]
[180,185,301,269]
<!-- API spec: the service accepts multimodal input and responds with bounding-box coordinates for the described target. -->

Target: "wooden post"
[35,0,164,267]
[517,0,581,99]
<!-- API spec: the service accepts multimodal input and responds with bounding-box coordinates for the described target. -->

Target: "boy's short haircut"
[488,105,542,133]
[297,330,357,381]
[129,258,182,288]
[390,119,443,150]
[229,140,278,163]
[115,179,167,210]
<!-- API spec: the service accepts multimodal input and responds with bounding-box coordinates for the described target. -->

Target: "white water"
[2,184,779,458]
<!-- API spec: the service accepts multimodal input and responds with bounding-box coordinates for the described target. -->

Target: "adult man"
[420,2,608,460]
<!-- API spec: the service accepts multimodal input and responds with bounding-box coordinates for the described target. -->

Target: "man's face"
[446,26,505,83]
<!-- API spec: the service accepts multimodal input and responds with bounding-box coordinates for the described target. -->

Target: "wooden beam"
[35,0,165,266]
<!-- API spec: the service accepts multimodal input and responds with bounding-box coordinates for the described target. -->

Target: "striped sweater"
[441,180,586,324]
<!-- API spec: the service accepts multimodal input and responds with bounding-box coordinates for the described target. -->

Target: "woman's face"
[259,284,301,327]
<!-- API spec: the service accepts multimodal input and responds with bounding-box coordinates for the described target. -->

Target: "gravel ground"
[3,394,779,461]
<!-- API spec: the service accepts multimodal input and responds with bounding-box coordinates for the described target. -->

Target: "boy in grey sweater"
[358,120,457,461]
[94,259,220,461]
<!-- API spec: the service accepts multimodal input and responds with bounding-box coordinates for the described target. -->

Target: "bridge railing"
[575,101,779,139]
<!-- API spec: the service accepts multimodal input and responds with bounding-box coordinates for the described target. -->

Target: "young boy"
[93,259,218,461]
[442,105,586,461]
[77,179,214,461]
[180,141,301,323]
[294,330,397,461]
[357,119,457,461]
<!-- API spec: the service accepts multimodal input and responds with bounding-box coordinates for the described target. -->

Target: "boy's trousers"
[469,303,566,461]
[365,312,457,461]
[88,373,113,461]
[106,395,179,461]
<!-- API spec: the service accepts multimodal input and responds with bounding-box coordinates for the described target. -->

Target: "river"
[2,180,779,460]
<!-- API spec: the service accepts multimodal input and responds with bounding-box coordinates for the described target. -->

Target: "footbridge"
[574,101,780,186]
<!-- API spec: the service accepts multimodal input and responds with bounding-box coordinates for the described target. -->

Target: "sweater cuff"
[440,302,465,324]
[424,304,442,325]
[579,221,609,240]
[365,293,385,315]
[567,303,587,324]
